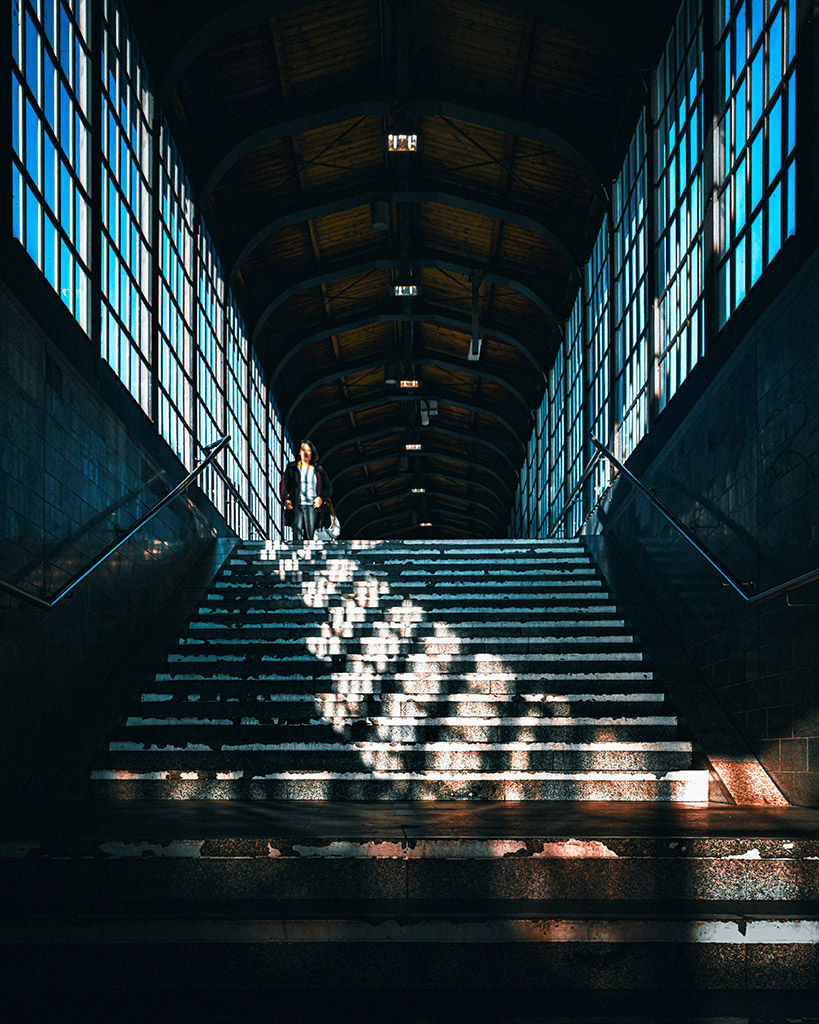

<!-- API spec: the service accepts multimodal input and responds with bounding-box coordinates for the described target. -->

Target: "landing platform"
[4,799,819,840]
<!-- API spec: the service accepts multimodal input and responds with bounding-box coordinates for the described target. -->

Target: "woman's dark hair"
[298,439,319,464]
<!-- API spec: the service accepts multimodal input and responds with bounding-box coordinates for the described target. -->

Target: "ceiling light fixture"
[387,132,419,152]
[411,487,426,494]
[399,378,420,389]
[405,442,422,451]
[391,266,420,298]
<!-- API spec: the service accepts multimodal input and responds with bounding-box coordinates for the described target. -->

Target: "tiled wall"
[0,279,223,800]
[584,247,819,805]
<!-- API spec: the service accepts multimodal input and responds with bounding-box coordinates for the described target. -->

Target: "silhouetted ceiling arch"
[283,355,535,431]
[268,305,549,384]
[149,0,647,115]
[196,91,605,204]
[335,473,509,521]
[229,179,581,285]
[303,394,529,457]
[319,426,520,478]
[343,490,506,533]
[330,454,515,502]
[250,249,563,336]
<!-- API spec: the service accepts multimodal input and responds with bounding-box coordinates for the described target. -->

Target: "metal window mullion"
[647,49,663,430]
[89,0,102,356]
[149,53,159,428]
[607,192,618,466]
[580,273,592,527]
[3,0,16,249]
[191,199,200,468]
[220,248,229,526]
[794,0,814,216]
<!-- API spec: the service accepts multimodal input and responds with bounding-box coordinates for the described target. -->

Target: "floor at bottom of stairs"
[4,801,819,1024]
[3,798,819,838]
[5,985,819,1024]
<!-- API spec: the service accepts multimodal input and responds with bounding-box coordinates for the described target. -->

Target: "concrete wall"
[584,246,819,805]
[0,274,228,801]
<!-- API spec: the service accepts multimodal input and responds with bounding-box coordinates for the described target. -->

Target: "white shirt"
[298,463,317,505]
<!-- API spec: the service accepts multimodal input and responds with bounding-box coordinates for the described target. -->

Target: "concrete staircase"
[91,539,709,801]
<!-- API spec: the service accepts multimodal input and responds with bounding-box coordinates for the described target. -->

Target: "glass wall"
[714,0,797,325]
[12,0,92,333]
[654,0,705,412]
[100,0,153,412]
[157,120,195,471]
[585,216,611,503]
[10,0,292,540]
[613,112,650,461]
[511,0,798,538]
[563,292,584,536]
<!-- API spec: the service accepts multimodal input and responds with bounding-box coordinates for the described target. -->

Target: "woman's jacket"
[280,461,333,527]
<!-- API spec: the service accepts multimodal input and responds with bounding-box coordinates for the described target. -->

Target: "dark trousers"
[293,504,319,540]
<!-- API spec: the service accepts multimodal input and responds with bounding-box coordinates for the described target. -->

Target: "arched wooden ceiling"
[128,0,678,538]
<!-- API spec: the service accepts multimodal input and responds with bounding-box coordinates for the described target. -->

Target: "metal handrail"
[589,433,819,606]
[0,436,231,611]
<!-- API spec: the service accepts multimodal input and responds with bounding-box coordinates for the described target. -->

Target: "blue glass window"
[715,0,796,326]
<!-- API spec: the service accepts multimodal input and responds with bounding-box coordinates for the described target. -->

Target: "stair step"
[6,835,814,900]
[150,674,657,696]
[195,605,624,621]
[89,769,709,801]
[96,744,693,773]
[174,636,639,651]
[187,619,628,634]
[115,721,681,745]
[139,694,668,717]
[164,651,646,667]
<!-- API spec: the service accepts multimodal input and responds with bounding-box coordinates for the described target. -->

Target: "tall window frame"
[157,119,195,470]
[585,215,611,506]
[613,112,650,462]
[100,0,153,413]
[563,292,584,536]
[12,0,92,333]
[714,0,797,325]
[653,0,705,411]
[546,341,565,537]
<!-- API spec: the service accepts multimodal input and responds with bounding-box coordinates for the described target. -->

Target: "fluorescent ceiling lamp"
[391,283,419,297]
[404,442,422,451]
[399,379,420,388]
[411,487,426,494]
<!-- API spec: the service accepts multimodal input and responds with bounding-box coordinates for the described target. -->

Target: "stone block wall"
[0,277,225,800]
[584,246,819,805]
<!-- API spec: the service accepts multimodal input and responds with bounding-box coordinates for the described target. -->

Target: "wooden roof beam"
[283,355,535,432]
[267,303,549,386]
[228,177,581,286]
[302,393,529,458]
[196,90,604,207]
[250,249,563,339]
